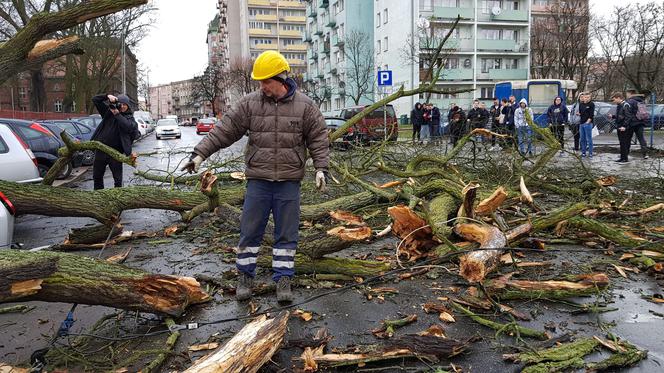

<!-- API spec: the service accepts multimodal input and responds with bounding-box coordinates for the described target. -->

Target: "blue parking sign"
[377,70,392,86]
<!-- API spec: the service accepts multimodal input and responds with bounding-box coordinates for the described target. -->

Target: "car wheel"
[56,161,73,180]
[156,135,160,140]
[176,135,181,139]
[196,131,200,135]
[37,163,49,178]
[81,150,95,166]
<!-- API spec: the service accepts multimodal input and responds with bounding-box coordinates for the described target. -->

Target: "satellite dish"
[491,6,502,16]
[417,17,430,30]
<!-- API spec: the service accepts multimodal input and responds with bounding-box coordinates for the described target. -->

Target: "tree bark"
[484,273,610,300]
[455,223,507,283]
[182,312,289,373]
[257,254,390,277]
[426,193,458,240]
[0,250,209,316]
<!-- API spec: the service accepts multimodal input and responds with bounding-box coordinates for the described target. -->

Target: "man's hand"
[619,127,626,132]
[181,155,204,173]
[108,94,118,102]
[110,109,120,116]
[315,170,326,192]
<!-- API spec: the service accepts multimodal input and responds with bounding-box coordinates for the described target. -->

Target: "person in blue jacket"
[547,96,569,149]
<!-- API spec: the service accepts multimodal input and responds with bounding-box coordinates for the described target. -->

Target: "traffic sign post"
[378,70,393,141]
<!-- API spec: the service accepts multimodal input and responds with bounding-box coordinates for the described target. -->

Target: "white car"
[0,123,41,249]
[0,124,41,183]
[136,118,150,136]
[155,119,181,139]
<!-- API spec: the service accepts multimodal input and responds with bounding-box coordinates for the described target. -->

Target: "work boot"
[276,277,293,303]
[235,274,253,301]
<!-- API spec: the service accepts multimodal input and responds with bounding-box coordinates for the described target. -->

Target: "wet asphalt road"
[2,129,664,371]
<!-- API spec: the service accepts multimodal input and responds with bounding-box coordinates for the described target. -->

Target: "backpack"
[635,101,650,121]
[569,103,580,125]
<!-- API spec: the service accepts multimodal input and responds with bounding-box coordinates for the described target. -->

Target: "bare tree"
[192,63,229,117]
[343,30,375,105]
[227,57,257,97]
[530,0,591,90]
[592,2,664,98]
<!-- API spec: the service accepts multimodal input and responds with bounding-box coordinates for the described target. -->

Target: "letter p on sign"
[377,70,392,86]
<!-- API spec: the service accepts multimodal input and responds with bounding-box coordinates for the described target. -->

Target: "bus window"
[528,83,559,111]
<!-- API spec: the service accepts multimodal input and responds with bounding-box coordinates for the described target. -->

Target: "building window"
[481,58,501,73]
[510,1,519,10]
[482,0,503,14]
[383,37,388,52]
[505,58,519,69]
[376,39,381,53]
[480,28,501,40]
[72,101,77,112]
[249,8,272,16]
[54,100,63,112]
[383,8,388,24]
[481,87,495,98]
[444,58,459,69]
[18,87,26,99]
[376,12,381,27]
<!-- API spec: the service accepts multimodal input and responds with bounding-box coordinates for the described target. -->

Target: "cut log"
[519,176,533,204]
[182,312,289,373]
[531,202,589,232]
[458,182,479,219]
[455,223,507,282]
[0,250,209,316]
[485,273,610,300]
[0,180,244,225]
[475,187,508,216]
[65,223,123,245]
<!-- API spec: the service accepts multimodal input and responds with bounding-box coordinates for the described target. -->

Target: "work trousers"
[93,151,123,190]
[550,124,565,149]
[236,179,300,282]
[412,123,421,141]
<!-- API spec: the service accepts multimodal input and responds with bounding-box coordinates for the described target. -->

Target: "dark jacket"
[449,109,466,135]
[91,94,140,156]
[578,101,595,124]
[547,100,569,125]
[489,104,501,124]
[614,100,633,129]
[502,104,515,127]
[192,78,329,181]
[431,107,441,126]
[467,107,489,129]
[411,106,424,126]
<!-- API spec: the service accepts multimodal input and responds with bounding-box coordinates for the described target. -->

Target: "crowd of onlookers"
[409,89,651,163]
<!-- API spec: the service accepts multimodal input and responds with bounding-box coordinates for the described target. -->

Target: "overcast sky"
[136,0,654,87]
[136,0,217,86]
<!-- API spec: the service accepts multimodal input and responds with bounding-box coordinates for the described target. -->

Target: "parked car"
[155,119,181,139]
[70,114,102,129]
[196,118,216,135]
[188,117,199,127]
[324,117,348,149]
[652,104,664,130]
[39,122,89,167]
[0,118,73,179]
[0,190,15,249]
[0,123,41,183]
[339,105,399,143]
[594,104,616,134]
[136,118,151,136]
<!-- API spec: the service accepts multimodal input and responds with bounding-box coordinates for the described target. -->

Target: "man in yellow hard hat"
[182,50,329,303]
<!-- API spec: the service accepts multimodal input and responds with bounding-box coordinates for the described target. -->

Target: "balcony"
[280,29,301,37]
[319,0,329,9]
[332,34,344,47]
[255,43,276,50]
[248,28,272,36]
[284,43,308,51]
[308,7,317,17]
[487,68,528,80]
[287,58,306,66]
[248,0,270,5]
[491,10,528,22]
[326,18,336,28]
[283,15,306,22]
[477,39,528,52]
[302,32,312,42]
[255,14,277,21]
[338,87,345,96]
[279,1,305,8]
[433,7,474,20]
[330,66,337,75]
[319,43,330,55]
[308,49,318,60]
[314,27,323,36]
[441,68,474,80]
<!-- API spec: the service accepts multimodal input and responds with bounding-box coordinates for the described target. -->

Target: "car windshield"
[200,119,215,124]
[157,119,177,126]
[325,119,345,126]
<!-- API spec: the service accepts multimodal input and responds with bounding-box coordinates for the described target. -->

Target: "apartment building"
[373,0,531,115]
[148,79,212,120]
[216,0,308,75]
[303,0,374,113]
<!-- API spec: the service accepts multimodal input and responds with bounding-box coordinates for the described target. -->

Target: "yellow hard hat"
[251,50,291,81]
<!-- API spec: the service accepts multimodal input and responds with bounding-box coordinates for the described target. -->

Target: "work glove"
[315,170,327,192]
[181,154,204,173]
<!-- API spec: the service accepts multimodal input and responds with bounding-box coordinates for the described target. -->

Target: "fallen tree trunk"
[0,250,209,316]
[65,223,123,245]
[484,273,610,300]
[531,202,589,231]
[455,223,507,282]
[182,312,289,373]
[0,180,244,225]
[257,254,390,277]
[426,193,459,241]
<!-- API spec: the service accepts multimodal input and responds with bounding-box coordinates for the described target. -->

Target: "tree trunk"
[0,180,244,225]
[484,273,610,300]
[66,223,123,245]
[455,223,507,283]
[29,68,46,112]
[182,312,289,373]
[426,193,458,240]
[257,254,390,277]
[0,250,209,316]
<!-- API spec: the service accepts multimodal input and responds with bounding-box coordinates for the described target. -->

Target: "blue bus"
[495,79,578,126]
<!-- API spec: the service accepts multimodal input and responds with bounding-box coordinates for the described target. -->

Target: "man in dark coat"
[91,93,140,189]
